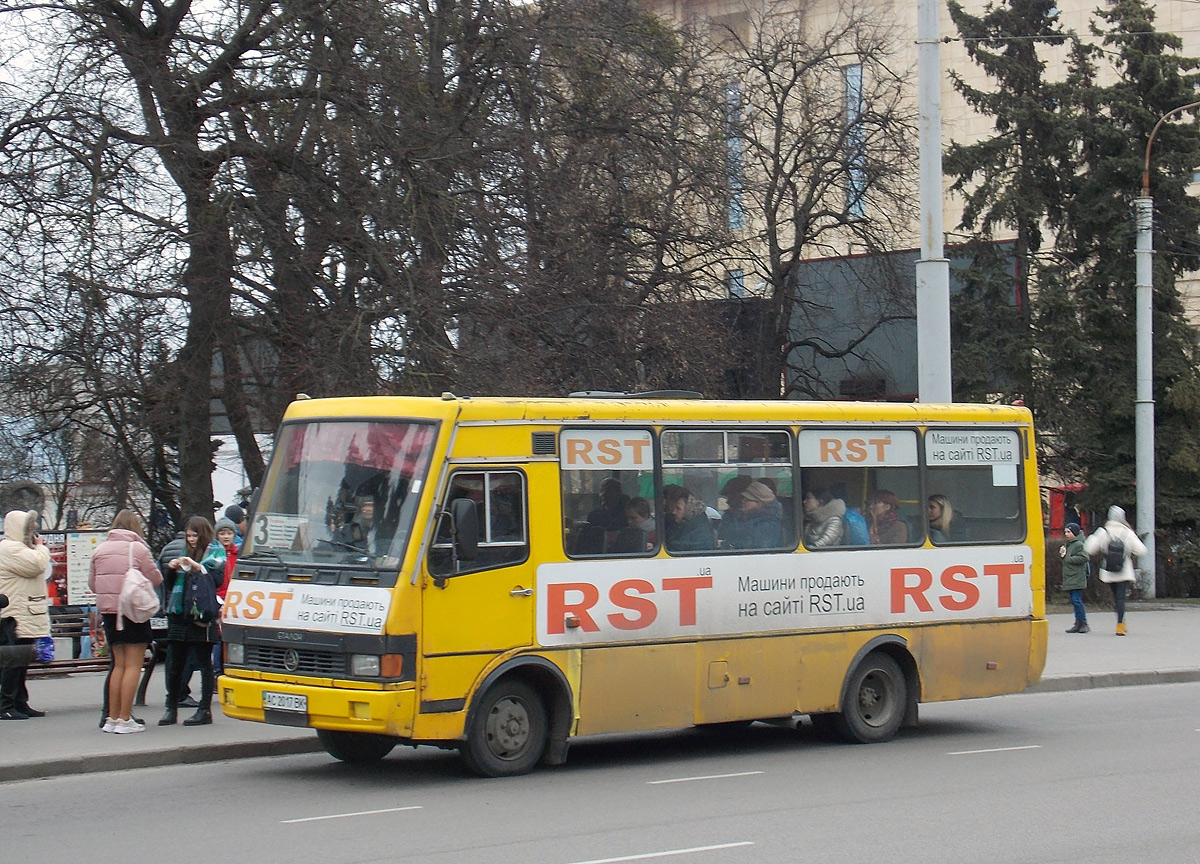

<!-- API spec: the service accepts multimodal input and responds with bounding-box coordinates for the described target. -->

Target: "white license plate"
[149,617,168,629]
[263,692,307,713]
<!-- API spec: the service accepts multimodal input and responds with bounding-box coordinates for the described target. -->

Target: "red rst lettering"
[939,565,980,611]
[867,439,890,461]
[845,438,867,462]
[626,438,651,466]
[223,590,241,619]
[546,582,600,634]
[891,567,934,613]
[661,576,712,626]
[983,563,1023,608]
[607,579,658,630]
[243,590,265,620]
[267,592,291,620]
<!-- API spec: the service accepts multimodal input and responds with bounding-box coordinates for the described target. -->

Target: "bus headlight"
[225,643,244,665]
[350,654,380,676]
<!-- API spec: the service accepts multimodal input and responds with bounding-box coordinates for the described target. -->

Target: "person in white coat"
[1083,505,1147,636]
[0,510,52,719]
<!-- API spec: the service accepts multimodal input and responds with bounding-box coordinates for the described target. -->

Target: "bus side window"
[923,429,1025,544]
[429,470,528,576]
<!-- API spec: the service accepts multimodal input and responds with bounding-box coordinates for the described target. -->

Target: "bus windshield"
[244,419,438,570]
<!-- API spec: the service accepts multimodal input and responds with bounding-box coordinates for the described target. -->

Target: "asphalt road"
[7,682,1198,864]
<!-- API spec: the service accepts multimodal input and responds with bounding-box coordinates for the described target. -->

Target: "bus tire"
[832,652,906,744]
[317,729,397,763]
[461,679,547,778]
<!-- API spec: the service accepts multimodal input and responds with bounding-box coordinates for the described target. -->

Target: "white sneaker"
[114,718,145,734]
[102,717,119,733]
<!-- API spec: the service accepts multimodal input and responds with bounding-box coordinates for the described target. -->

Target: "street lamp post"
[1135,99,1200,598]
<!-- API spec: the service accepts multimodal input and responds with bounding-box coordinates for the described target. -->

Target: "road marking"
[564,842,754,864]
[281,805,422,824]
[947,745,1041,756]
[647,771,764,785]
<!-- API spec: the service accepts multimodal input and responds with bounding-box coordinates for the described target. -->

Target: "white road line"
[647,771,765,785]
[947,744,1042,756]
[281,805,423,824]
[564,842,755,864]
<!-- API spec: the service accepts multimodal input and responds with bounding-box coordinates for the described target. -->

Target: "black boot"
[182,707,212,726]
[158,706,178,726]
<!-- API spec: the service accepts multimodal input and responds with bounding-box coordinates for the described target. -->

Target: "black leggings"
[1109,581,1128,623]
[165,641,214,710]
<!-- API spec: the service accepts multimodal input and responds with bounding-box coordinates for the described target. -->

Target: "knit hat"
[224,505,245,524]
[741,481,776,505]
[1065,522,1081,537]
[214,517,238,536]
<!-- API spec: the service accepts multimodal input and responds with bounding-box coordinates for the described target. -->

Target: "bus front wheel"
[317,729,397,763]
[832,652,907,744]
[461,679,547,777]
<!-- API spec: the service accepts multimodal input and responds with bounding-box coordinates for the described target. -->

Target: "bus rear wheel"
[831,652,906,744]
[461,679,547,777]
[317,729,397,764]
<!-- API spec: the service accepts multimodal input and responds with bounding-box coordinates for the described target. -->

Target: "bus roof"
[281,394,1033,426]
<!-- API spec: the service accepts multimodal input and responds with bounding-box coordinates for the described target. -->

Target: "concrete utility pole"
[916,0,952,403]
[1134,98,1200,597]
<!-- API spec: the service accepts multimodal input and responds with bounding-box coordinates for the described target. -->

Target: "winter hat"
[741,481,776,505]
[224,505,245,524]
[214,517,238,536]
[1065,522,1081,537]
[1108,505,1126,523]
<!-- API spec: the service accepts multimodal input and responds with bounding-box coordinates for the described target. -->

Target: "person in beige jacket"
[0,510,52,719]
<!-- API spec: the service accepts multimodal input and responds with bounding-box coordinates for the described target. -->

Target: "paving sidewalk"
[2,604,1198,783]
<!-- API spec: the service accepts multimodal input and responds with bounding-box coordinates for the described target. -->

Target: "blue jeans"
[1069,589,1087,624]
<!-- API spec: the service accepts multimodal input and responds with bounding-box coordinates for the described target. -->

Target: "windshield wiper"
[242,548,281,561]
[315,538,369,555]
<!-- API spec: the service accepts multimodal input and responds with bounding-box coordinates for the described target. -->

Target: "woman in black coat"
[158,516,225,727]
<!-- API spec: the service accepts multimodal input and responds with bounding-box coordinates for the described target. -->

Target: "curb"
[1027,668,1200,693]
[0,736,324,783]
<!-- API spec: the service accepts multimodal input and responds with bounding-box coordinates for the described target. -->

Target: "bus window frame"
[921,425,1028,547]
[428,467,530,577]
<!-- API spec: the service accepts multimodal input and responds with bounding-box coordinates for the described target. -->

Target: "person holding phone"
[0,510,52,720]
[159,515,225,727]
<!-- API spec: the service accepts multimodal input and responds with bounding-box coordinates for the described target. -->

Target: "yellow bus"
[219,394,1047,776]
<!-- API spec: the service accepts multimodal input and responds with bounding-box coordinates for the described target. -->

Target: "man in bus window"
[662,485,715,552]
[586,478,630,531]
[335,497,376,551]
[723,481,782,550]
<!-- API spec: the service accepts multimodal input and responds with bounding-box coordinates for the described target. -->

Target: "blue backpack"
[843,507,870,546]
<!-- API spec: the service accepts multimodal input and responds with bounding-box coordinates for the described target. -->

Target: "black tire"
[460,679,547,777]
[317,729,397,764]
[831,652,907,744]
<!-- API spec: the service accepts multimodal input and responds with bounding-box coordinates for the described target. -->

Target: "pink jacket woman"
[87,528,163,614]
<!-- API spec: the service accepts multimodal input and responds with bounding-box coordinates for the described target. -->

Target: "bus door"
[420,468,534,683]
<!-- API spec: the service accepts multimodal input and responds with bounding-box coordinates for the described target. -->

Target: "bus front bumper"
[218,674,417,737]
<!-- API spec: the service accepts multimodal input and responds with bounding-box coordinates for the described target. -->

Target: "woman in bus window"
[802,486,846,548]
[868,490,908,545]
[927,494,954,543]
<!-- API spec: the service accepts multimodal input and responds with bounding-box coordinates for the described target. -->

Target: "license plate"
[263,691,307,713]
[149,617,168,630]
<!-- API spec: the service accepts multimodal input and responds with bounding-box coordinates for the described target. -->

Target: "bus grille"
[246,645,346,676]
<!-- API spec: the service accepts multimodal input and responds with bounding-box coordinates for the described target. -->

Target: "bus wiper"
[242,549,281,561]
[316,538,369,555]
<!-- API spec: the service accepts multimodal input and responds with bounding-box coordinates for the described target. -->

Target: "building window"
[727,268,745,298]
[726,82,745,230]
[844,64,866,218]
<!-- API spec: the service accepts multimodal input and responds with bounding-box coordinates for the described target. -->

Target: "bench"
[28,608,166,706]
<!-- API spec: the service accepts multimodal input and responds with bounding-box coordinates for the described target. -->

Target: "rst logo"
[545,575,712,634]
[890,562,1025,612]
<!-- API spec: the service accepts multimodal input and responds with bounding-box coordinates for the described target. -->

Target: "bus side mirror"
[450,498,479,562]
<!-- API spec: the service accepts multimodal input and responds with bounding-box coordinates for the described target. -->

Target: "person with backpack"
[159,515,225,727]
[1084,506,1147,636]
[1059,523,1090,633]
[88,509,163,733]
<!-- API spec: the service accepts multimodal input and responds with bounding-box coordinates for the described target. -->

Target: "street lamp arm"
[1142,99,1200,197]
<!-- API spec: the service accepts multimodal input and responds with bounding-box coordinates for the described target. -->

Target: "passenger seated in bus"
[716,475,753,546]
[927,494,954,543]
[802,486,845,548]
[662,484,715,552]
[867,490,908,545]
[723,481,783,550]
[586,478,630,531]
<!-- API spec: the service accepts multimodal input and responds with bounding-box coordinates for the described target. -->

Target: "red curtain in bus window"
[284,422,434,472]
